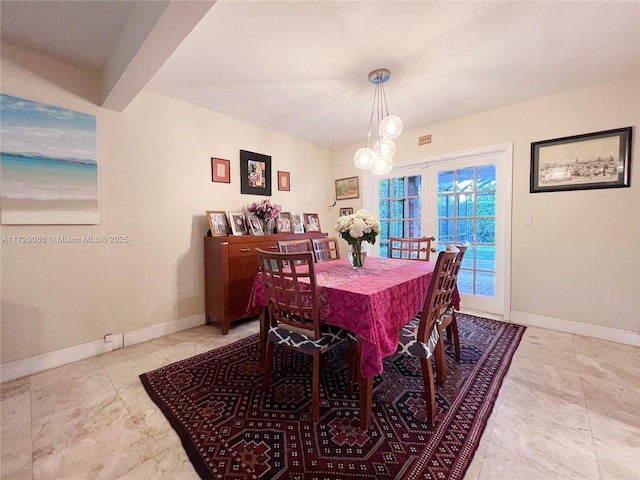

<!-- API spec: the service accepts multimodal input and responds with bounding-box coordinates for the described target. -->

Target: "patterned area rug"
[140,314,525,479]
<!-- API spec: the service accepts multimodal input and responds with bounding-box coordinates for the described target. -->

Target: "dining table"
[247,255,459,429]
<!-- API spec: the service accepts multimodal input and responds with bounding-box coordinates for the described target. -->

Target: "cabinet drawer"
[228,241,279,258]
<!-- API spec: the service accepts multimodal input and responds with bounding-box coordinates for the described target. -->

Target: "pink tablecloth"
[248,256,460,377]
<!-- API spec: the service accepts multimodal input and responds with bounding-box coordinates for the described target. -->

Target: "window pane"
[438,194,454,217]
[461,245,474,269]
[476,245,495,270]
[477,165,496,190]
[391,220,403,237]
[476,219,495,243]
[407,220,421,237]
[379,200,390,219]
[392,178,405,196]
[380,242,389,259]
[475,271,495,297]
[379,179,390,197]
[458,269,473,295]
[456,193,474,217]
[456,167,475,192]
[438,171,454,193]
[438,219,454,242]
[393,200,404,218]
[476,192,495,216]
[380,220,390,240]
[456,219,474,243]
[407,175,421,196]
[408,198,421,219]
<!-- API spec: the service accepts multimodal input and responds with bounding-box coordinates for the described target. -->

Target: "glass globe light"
[370,152,393,175]
[374,138,396,157]
[379,115,403,140]
[353,147,376,169]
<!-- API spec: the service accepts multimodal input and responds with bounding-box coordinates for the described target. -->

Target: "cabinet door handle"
[239,248,252,252]
[269,245,278,250]
[221,242,229,245]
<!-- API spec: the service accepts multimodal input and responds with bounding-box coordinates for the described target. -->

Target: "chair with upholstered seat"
[312,237,341,263]
[277,239,313,254]
[389,236,435,261]
[434,244,467,386]
[256,248,351,421]
[395,246,460,426]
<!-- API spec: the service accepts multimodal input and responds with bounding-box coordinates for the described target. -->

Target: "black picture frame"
[240,150,272,196]
[530,127,632,193]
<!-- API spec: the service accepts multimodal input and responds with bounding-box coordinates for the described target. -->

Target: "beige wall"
[0,45,333,364]
[332,75,640,335]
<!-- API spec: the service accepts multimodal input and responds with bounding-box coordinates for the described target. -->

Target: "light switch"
[523,214,532,226]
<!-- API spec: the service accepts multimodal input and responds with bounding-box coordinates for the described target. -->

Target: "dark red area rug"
[140,314,525,479]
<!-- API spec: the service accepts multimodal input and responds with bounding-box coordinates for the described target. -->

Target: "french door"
[368,144,512,317]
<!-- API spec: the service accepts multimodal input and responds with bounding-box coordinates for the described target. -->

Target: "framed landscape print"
[530,127,632,193]
[211,157,230,183]
[206,210,229,236]
[335,176,359,200]
[240,150,271,196]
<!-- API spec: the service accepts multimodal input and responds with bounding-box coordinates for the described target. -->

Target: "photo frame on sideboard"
[291,213,305,233]
[206,210,229,236]
[276,212,293,233]
[303,213,321,232]
[228,211,249,235]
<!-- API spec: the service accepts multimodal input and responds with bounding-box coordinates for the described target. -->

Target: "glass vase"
[263,219,275,234]
[348,243,366,268]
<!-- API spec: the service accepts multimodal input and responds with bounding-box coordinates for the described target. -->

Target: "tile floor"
[1,318,639,479]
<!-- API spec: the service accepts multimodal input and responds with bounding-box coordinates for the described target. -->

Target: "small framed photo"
[277,171,291,191]
[240,150,271,196]
[291,213,305,234]
[206,210,229,236]
[340,207,354,217]
[247,214,264,236]
[303,213,321,232]
[211,158,230,183]
[335,176,359,200]
[228,211,249,235]
[276,212,293,233]
[530,126,632,193]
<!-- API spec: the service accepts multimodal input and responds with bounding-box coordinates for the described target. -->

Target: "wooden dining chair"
[255,248,352,421]
[435,244,467,386]
[395,246,459,426]
[389,236,435,261]
[277,239,313,254]
[312,237,340,263]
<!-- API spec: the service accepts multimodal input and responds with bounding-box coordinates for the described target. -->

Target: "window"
[378,175,422,258]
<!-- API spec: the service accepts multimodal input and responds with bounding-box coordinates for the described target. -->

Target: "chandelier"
[353,68,403,175]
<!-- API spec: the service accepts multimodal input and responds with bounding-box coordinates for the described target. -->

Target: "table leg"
[356,339,373,429]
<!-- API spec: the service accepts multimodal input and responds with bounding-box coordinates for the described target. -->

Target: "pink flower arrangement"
[248,198,282,221]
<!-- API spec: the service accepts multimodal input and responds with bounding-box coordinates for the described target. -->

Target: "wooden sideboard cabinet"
[204,232,328,334]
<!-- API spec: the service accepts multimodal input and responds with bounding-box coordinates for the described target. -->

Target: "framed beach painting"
[0,94,98,224]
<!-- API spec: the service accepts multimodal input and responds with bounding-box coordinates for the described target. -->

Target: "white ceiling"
[2,1,639,149]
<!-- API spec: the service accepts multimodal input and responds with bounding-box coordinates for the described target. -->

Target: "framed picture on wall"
[240,150,272,196]
[530,127,632,193]
[340,207,354,217]
[277,171,290,191]
[206,210,229,236]
[211,158,231,183]
[335,176,359,200]
[228,211,249,235]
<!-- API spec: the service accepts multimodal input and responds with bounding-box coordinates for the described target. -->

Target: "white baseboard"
[510,311,639,347]
[0,314,206,383]
[123,313,205,347]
